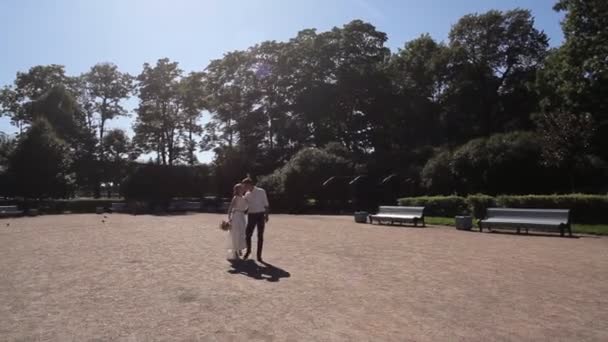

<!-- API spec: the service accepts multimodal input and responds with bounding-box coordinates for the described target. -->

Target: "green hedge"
[466,194,496,219]
[398,196,469,217]
[42,199,119,213]
[496,194,608,224]
[398,194,608,224]
[121,164,211,201]
[1,199,120,214]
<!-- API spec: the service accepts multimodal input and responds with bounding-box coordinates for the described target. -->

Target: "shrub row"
[0,198,119,214]
[121,164,211,200]
[398,194,608,224]
[42,199,118,213]
[3,196,229,214]
[397,196,470,218]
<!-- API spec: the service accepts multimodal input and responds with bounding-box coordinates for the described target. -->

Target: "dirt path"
[1,214,607,341]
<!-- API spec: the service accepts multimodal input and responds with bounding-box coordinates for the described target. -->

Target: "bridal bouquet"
[219,220,231,231]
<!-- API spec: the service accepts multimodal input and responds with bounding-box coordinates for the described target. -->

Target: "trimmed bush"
[258,146,353,212]
[121,164,211,202]
[420,132,565,195]
[0,198,119,214]
[398,196,469,217]
[43,199,118,213]
[466,194,496,218]
[5,119,74,199]
[420,149,454,195]
[496,194,608,224]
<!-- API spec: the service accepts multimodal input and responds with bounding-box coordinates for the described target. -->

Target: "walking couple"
[227,177,270,262]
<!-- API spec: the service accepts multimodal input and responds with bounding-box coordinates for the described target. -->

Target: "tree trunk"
[228,118,233,148]
[188,127,194,165]
[160,133,167,165]
[93,173,101,198]
[167,130,174,166]
[268,97,274,151]
[99,98,108,156]
[99,119,105,155]
[95,99,109,198]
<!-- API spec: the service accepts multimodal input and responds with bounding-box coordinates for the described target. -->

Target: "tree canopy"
[1,3,607,200]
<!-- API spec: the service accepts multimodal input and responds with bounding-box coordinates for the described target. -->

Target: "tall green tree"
[536,111,595,191]
[102,128,133,192]
[542,0,608,158]
[388,34,448,148]
[79,63,133,157]
[28,85,83,142]
[446,9,548,139]
[302,20,390,154]
[204,20,391,176]
[204,51,258,151]
[103,129,131,163]
[134,58,200,165]
[179,72,206,165]
[0,65,69,133]
[28,85,99,195]
[204,47,279,175]
[0,132,15,169]
[6,119,74,198]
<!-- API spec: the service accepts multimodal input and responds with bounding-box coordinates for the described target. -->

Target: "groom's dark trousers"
[246,212,266,258]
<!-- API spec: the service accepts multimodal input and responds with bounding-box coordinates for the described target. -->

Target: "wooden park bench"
[168,201,201,212]
[369,206,425,227]
[219,201,231,213]
[110,202,128,213]
[479,208,572,237]
[0,205,23,218]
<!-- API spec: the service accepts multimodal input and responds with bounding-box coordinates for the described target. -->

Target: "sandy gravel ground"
[0,214,607,342]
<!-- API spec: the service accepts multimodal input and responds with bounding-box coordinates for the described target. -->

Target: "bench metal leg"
[568,224,572,237]
[478,220,483,232]
[560,224,565,237]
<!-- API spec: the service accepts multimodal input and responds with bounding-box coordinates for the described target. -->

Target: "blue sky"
[0,0,564,162]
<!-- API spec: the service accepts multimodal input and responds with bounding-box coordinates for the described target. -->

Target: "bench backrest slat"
[169,201,200,209]
[378,206,424,216]
[487,208,569,223]
[0,205,19,211]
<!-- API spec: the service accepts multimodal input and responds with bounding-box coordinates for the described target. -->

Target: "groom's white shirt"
[245,186,269,214]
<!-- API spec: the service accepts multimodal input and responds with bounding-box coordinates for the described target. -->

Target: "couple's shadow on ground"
[228,259,291,282]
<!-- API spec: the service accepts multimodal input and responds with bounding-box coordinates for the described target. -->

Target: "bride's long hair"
[233,183,244,197]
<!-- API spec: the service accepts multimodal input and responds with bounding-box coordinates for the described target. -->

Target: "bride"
[227,183,247,260]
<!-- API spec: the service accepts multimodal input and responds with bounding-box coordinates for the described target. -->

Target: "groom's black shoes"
[242,250,261,262]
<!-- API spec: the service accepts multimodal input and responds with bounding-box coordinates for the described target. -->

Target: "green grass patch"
[573,224,608,235]
[425,216,456,226]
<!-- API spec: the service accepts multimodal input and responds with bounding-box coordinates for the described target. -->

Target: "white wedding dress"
[228,196,247,259]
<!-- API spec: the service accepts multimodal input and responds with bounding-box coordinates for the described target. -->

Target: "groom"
[242,177,270,262]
